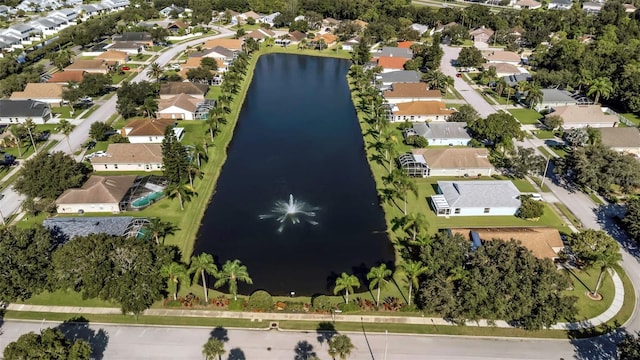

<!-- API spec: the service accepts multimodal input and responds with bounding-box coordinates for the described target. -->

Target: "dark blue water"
[194,54,392,296]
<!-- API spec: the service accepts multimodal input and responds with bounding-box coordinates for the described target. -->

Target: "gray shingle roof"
[0,100,50,117]
[43,216,134,239]
[377,46,413,59]
[412,122,471,140]
[190,46,235,58]
[501,73,531,87]
[599,127,640,148]
[540,89,577,103]
[377,70,421,84]
[437,180,521,208]
[551,0,572,4]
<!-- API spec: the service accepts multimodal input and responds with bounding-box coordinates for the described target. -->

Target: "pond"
[194,54,393,296]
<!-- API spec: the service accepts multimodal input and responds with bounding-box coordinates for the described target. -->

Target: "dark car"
[86,141,96,150]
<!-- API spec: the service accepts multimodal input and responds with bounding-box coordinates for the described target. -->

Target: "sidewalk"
[5,270,623,331]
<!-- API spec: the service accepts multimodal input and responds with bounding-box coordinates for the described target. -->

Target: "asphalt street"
[0,28,233,219]
[0,320,576,359]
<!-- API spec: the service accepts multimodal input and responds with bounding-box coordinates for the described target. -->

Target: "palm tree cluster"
[161,253,253,304]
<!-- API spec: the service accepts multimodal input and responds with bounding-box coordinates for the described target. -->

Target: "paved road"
[0,28,233,220]
[0,319,577,359]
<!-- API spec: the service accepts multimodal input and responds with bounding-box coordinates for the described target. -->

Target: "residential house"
[583,2,603,12]
[55,175,137,214]
[624,4,637,13]
[180,56,226,77]
[190,46,235,63]
[548,0,572,9]
[245,28,276,42]
[450,227,564,259]
[50,8,79,23]
[6,23,39,43]
[397,41,414,49]
[30,18,61,36]
[430,180,521,216]
[409,148,494,177]
[599,127,640,155]
[309,33,337,49]
[106,41,144,54]
[202,38,243,51]
[482,63,523,77]
[44,16,70,32]
[238,10,261,23]
[121,118,183,143]
[482,50,521,65]
[112,32,153,46]
[547,105,618,129]
[10,83,65,106]
[64,59,110,74]
[322,17,341,30]
[47,70,87,84]
[383,83,442,104]
[411,23,430,35]
[0,99,52,125]
[403,122,471,146]
[515,0,542,9]
[101,0,130,12]
[90,143,163,171]
[375,57,409,73]
[286,30,307,45]
[375,70,422,90]
[159,82,209,99]
[160,4,184,17]
[157,94,214,120]
[469,27,494,46]
[95,50,129,66]
[81,3,106,18]
[501,73,532,87]
[44,216,147,239]
[390,101,454,122]
[377,46,413,59]
[0,5,13,16]
[341,37,360,51]
[0,34,22,50]
[353,19,368,29]
[167,21,189,33]
[258,12,280,27]
[517,88,580,111]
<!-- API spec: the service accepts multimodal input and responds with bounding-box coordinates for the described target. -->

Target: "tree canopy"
[467,113,524,151]
[3,328,92,360]
[14,151,89,199]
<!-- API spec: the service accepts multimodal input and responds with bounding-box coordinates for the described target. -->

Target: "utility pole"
[540,156,551,190]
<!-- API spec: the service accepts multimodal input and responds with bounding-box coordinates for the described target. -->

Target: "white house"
[547,105,618,129]
[50,8,79,24]
[258,12,280,26]
[90,143,163,172]
[0,100,52,125]
[157,94,213,120]
[430,180,521,216]
[121,118,184,143]
[403,122,471,146]
[383,83,442,104]
[55,175,137,214]
[482,50,521,65]
[390,101,454,122]
[548,0,573,9]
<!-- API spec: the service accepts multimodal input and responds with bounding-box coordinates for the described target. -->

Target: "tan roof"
[470,27,494,37]
[482,62,521,74]
[11,83,65,99]
[313,33,337,43]
[56,175,137,205]
[482,50,521,63]
[95,50,128,61]
[202,38,243,50]
[158,93,201,113]
[393,101,454,116]
[246,28,276,39]
[516,0,541,6]
[599,127,640,148]
[47,71,86,83]
[64,59,109,71]
[168,20,189,29]
[384,83,442,99]
[159,81,209,96]
[124,118,174,137]
[288,31,307,42]
[182,57,203,69]
[91,143,163,165]
[451,227,564,259]
[547,105,618,125]
[412,148,493,169]
[353,19,368,28]
[241,11,261,19]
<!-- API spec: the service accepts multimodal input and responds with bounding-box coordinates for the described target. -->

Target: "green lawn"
[563,267,614,320]
[131,54,152,62]
[52,106,74,119]
[22,290,117,307]
[622,113,640,126]
[206,85,222,100]
[36,124,60,134]
[509,109,542,125]
[534,130,556,139]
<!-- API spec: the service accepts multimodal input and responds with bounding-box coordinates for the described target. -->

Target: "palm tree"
[57,119,75,153]
[187,161,204,187]
[525,83,543,109]
[516,80,530,93]
[393,213,429,243]
[327,334,354,360]
[143,217,176,245]
[24,118,38,153]
[298,38,308,50]
[189,253,218,303]
[192,142,209,167]
[367,264,392,306]
[400,260,428,306]
[587,77,613,104]
[214,259,253,300]
[206,106,227,140]
[9,125,24,157]
[495,78,508,98]
[164,182,196,210]
[384,169,417,215]
[148,62,163,87]
[202,338,226,360]
[143,97,158,118]
[422,70,452,95]
[591,249,622,297]
[333,272,360,304]
[161,262,188,300]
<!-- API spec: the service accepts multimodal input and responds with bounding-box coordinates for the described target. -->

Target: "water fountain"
[259,194,319,233]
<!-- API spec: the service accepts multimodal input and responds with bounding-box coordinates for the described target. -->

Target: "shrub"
[312,295,333,312]
[109,133,129,143]
[405,135,428,148]
[337,302,360,312]
[166,300,182,307]
[517,196,544,219]
[228,299,245,311]
[248,290,273,311]
[284,301,304,312]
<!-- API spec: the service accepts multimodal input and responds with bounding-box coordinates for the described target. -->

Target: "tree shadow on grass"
[294,340,317,360]
[210,326,229,342]
[56,316,109,360]
[316,322,337,345]
[569,323,627,360]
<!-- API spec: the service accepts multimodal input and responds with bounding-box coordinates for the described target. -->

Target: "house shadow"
[569,324,627,360]
[316,322,337,345]
[56,316,109,360]
[227,348,246,360]
[294,340,317,360]
[210,326,229,342]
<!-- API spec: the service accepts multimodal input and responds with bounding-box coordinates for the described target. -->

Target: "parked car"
[121,66,131,71]
[456,73,462,78]
[94,150,108,157]
[86,141,96,150]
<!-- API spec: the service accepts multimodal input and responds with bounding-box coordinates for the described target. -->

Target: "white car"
[94,151,108,157]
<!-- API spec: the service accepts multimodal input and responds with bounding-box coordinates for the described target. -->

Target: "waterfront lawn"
[509,108,542,125]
